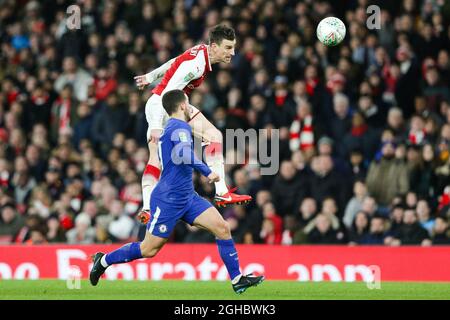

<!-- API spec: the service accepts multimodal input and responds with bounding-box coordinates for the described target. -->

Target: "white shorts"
[145,94,200,142]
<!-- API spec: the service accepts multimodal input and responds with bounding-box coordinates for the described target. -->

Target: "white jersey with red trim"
[152,44,212,96]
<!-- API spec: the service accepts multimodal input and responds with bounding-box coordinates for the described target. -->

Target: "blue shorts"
[147,193,212,238]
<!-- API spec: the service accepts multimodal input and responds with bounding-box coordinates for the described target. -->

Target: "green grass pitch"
[1,280,449,300]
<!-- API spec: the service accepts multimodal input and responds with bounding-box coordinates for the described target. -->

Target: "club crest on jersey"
[158,224,167,233]
[184,72,195,82]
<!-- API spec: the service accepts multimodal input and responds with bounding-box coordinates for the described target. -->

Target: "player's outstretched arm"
[161,58,205,93]
[188,150,213,178]
[174,129,213,178]
[134,57,176,90]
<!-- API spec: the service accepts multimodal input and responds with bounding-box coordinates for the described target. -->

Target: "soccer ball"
[316,17,346,47]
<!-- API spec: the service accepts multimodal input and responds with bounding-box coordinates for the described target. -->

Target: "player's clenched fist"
[137,210,151,224]
[207,172,220,184]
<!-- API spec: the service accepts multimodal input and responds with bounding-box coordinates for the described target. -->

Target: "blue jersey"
[153,118,212,204]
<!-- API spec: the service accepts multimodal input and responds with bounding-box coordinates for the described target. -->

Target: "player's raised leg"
[137,95,168,224]
[90,230,168,286]
[192,205,264,294]
[138,135,161,223]
[189,109,252,207]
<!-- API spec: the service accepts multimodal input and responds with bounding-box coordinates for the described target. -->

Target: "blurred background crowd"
[1,0,450,246]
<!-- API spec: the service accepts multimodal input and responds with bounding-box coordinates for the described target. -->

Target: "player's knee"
[140,243,160,258]
[216,220,231,239]
[141,248,158,258]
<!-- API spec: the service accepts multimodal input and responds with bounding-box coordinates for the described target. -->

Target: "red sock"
[143,164,161,180]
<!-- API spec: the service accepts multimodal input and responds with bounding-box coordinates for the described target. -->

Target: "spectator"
[366,141,409,206]
[72,102,94,150]
[292,197,318,244]
[416,199,435,236]
[329,93,351,144]
[358,95,385,129]
[123,91,147,145]
[30,124,50,157]
[233,169,260,204]
[405,191,419,209]
[66,212,95,244]
[244,190,272,243]
[0,203,24,242]
[259,202,283,245]
[408,115,426,146]
[342,111,380,161]
[25,144,46,182]
[271,161,307,217]
[361,196,380,217]
[54,56,94,102]
[0,159,11,189]
[282,215,299,245]
[394,45,421,118]
[431,216,450,245]
[28,185,52,219]
[44,166,64,200]
[13,213,43,244]
[422,67,450,113]
[387,209,430,246]
[348,211,370,245]
[359,215,388,245]
[385,107,406,142]
[343,180,368,229]
[297,197,317,227]
[306,214,344,244]
[290,150,311,188]
[136,3,161,38]
[309,155,349,210]
[93,67,117,102]
[412,143,438,199]
[289,99,316,153]
[92,92,129,154]
[46,213,66,243]
[12,157,36,212]
[304,197,342,233]
[347,148,367,182]
[387,204,405,236]
[50,84,78,143]
[25,85,52,132]
[107,199,136,243]
[268,76,295,130]
[316,136,349,174]
[25,225,48,245]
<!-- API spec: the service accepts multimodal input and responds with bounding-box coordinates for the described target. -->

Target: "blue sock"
[105,242,143,265]
[216,239,241,280]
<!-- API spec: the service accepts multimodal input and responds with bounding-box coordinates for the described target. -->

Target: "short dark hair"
[162,89,186,115]
[1,202,16,212]
[208,24,235,45]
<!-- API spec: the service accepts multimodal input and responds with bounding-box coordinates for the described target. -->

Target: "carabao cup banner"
[1,245,449,282]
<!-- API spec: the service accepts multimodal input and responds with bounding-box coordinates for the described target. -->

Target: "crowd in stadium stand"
[0,0,450,246]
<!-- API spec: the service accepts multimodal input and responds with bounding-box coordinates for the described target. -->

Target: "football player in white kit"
[134,25,252,224]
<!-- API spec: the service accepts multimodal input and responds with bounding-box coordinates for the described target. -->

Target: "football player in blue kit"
[90,89,264,294]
